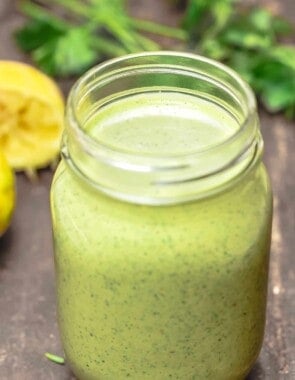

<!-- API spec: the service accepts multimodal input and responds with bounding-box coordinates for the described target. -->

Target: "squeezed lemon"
[0,61,64,171]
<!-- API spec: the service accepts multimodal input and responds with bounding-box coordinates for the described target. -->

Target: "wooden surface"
[0,1,294,379]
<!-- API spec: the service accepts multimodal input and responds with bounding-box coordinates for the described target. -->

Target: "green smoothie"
[51,92,272,380]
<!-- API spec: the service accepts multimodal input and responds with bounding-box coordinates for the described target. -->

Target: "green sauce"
[86,92,238,154]
[51,92,272,380]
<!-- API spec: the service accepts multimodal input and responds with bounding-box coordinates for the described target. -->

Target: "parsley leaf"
[40,27,97,76]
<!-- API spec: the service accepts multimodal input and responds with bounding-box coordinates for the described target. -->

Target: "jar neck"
[63,52,262,205]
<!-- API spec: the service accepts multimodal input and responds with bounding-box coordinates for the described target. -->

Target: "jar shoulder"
[51,160,272,233]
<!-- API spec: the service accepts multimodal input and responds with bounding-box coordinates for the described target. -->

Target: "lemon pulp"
[0,61,64,170]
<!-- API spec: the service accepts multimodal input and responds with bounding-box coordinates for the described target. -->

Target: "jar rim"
[64,51,262,205]
[68,51,256,163]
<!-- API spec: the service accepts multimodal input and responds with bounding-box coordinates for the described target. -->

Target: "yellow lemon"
[0,149,15,236]
[0,61,64,171]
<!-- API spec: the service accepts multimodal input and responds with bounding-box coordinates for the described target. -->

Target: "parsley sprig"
[182,0,295,118]
[15,0,186,77]
[15,0,295,118]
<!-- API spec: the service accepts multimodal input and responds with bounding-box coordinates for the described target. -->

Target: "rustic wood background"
[0,1,294,379]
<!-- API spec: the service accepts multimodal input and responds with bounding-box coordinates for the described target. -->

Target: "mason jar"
[50,52,272,380]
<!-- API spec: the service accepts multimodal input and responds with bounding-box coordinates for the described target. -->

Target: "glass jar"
[50,52,272,380]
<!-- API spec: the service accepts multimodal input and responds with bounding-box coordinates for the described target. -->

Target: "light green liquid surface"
[86,92,238,155]
[51,92,272,380]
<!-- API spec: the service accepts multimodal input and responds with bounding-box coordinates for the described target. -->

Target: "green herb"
[45,352,65,365]
[15,0,186,77]
[182,0,295,118]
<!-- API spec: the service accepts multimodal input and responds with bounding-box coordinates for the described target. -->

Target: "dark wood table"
[0,1,294,379]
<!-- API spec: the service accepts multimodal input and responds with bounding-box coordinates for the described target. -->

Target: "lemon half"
[0,61,64,170]
[0,149,15,236]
